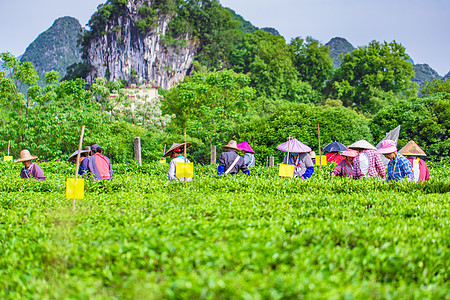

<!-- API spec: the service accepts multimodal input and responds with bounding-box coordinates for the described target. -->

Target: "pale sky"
[1,0,449,76]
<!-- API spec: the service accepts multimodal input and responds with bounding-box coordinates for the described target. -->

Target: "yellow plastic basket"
[176,162,194,178]
[315,155,327,166]
[66,178,85,199]
[279,164,295,178]
[3,156,13,162]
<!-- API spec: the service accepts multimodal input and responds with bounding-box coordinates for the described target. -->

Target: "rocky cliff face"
[85,0,198,89]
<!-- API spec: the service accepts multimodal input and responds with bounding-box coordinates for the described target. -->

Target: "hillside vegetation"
[20,17,82,86]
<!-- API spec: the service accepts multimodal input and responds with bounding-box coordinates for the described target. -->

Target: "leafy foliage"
[325,41,417,114]
[290,36,334,92]
[370,93,450,159]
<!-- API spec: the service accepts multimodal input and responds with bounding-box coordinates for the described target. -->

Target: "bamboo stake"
[7,140,10,156]
[318,124,322,170]
[73,125,85,212]
[287,135,291,161]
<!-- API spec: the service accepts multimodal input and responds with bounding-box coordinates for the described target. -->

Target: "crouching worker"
[217,140,250,176]
[376,140,413,183]
[16,149,46,181]
[68,149,90,175]
[164,142,192,182]
[82,144,113,180]
[330,149,358,178]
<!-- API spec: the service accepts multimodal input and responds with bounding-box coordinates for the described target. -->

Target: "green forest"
[1,0,450,164]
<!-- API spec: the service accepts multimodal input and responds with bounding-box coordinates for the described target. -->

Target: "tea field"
[0,161,449,299]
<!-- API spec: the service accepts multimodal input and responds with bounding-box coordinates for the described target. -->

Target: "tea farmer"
[68,149,90,175]
[16,149,46,181]
[310,151,316,165]
[398,140,430,182]
[164,142,192,181]
[330,149,358,178]
[237,141,256,167]
[82,144,113,180]
[277,138,314,179]
[349,140,385,179]
[217,140,250,175]
[376,140,413,183]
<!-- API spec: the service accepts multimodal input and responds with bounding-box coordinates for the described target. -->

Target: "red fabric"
[407,158,430,181]
[94,153,111,179]
[325,152,344,164]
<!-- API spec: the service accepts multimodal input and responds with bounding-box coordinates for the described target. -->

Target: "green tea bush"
[0,161,449,298]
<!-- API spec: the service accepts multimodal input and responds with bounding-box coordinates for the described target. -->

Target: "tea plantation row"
[0,162,449,299]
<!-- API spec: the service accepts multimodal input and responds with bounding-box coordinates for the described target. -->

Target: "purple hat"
[237,141,255,154]
[376,140,397,154]
[276,138,311,153]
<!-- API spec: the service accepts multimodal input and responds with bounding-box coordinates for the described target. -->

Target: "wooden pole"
[73,125,85,212]
[163,144,166,156]
[269,156,274,167]
[7,140,10,156]
[134,137,142,166]
[210,145,216,164]
[318,124,322,169]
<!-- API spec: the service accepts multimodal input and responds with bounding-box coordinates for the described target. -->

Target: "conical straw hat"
[348,140,377,150]
[399,140,426,156]
[163,142,191,157]
[15,149,38,163]
[222,140,241,152]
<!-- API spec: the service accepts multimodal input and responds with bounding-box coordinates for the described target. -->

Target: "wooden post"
[73,125,85,212]
[318,124,322,169]
[134,137,142,166]
[266,156,268,167]
[7,140,10,156]
[210,145,216,164]
[269,156,274,167]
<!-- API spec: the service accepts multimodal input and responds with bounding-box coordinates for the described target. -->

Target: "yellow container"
[315,155,327,166]
[279,164,295,178]
[159,158,166,164]
[176,162,194,177]
[66,178,85,199]
[3,156,13,162]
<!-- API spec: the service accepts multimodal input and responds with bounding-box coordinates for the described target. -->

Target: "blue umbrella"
[323,141,347,152]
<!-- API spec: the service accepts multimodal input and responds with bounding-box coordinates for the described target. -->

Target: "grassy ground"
[0,162,449,299]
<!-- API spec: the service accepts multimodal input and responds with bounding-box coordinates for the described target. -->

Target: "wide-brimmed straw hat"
[348,140,377,151]
[68,150,90,163]
[163,142,191,157]
[341,149,358,158]
[15,149,38,163]
[222,140,241,152]
[376,140,397,154]
[399,140,427,156]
